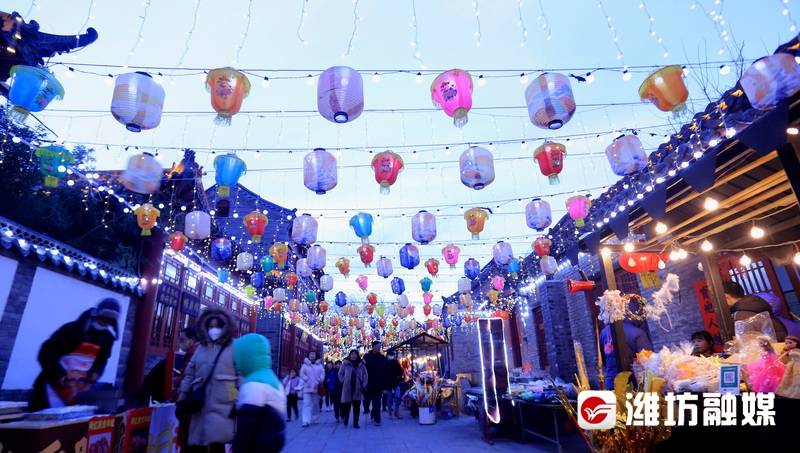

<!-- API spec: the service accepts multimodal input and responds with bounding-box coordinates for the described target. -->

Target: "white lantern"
[317,66,364,123]
[541,256,558,275]
[296,258,313,278]
[458,277,472,294]
[273,288,287,302]
[236,252,253,271]
[319,274,333,292]
[185,210,211,240]
[111,72,165,132]
[397,294,409,308]
[121,153,162,194]
[307,244,327,270]
[433,304,443,316]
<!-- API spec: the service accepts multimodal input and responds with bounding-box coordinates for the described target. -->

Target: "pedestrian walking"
[299,350,325,427]
[364,340,388,426]
[385,351,405,419]
[328,360,343,422]
[338,349,368,429]
[281,369,303,422]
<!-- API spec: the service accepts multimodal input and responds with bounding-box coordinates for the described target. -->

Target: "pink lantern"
[317,66,364,123]
[430,69,473,127]
[407,304,416,316]
[303,148,338,194]
[263,295,274,310]
[356,274,369,291]
[566,195,592,228]
[411,210,437,244]
[442,244,461,269]
[423,292,434,305]
[492,241,513,266]
[605,135,647,176]
[525,72,576,130]
[492,275,505,291]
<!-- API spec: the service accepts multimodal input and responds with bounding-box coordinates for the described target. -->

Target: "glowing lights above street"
[601,247,611,257]
[623,241,635,252]
[750,224,765,239]
[703,197,719,211]
[739,253,752,267]
[787,127,799,135]
[655,222,668,234]
[701,240,713,252]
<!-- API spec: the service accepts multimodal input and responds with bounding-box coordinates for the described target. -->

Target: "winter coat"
[282,376,304,396]
[600,321,652,389]
[338,359,368,403]
[299,358,325,394]
[386,359,405,389]
[232,334,285,453]
[364,351,388,394]
[29,308,118,411]
[179,308,238,447]
[731,295,788,341]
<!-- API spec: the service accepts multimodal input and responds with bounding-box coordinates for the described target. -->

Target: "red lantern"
[319,301,329,314]
[366,305,375,315]
[371,151,404,194]
[379,318,387,329]
[533,236,552,257]
[423,305,432,317]
[425,258,440,277]
[619,252,667,273]
[367,292,378,305]
[285,273,299,288]
[169,231,187,253]
[492,310,510,320]
[533,141,566,185]
[243,211,268,243]
[358,244,375,267]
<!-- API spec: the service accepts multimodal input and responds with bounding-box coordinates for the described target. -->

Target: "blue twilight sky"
[5,0,798,307]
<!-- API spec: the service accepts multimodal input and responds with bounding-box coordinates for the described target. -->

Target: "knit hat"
[786,335,800,344]
[94,298,121,321]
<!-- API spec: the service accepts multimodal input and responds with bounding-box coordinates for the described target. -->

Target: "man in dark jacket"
[29,298,121,411]
[599,320,652,389]
[723,281,788,341]
[384,351,405,419]
[363,340,388,425]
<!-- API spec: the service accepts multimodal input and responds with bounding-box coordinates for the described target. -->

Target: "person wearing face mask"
[299,350,325,427]
[29,298,121,411]
[178,308,237,453]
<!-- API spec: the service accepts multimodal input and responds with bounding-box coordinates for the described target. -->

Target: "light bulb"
[655,222,668,234]
[669,250,679,261]
[415,72,423,84]
[677,248,688,260]
[750,225,765,239]
[719,65,731,75]
[519,73,529,84]
[477,75,486,87]
[794,252,800,265]
[704,197,719,211]
[372,72,381,83]
[261,77,270,88]
[623,242,635,252]
[739,254,752,267]
[628,257,637,267]
[622,70,632,81]
[701,240,713,252]
[306,75,316,86]
[586,73,595,83]
[657,259,666,270]
[600,247,611,257]
[787,127,799,135]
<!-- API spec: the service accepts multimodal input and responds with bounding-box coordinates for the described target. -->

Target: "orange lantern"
[205,67,251,125]
[493,310,510,320]
[336,257,351,278]
[272,302,282,312]
[638,65,688,114]
[243,211,268,243]
[487,290,500,304]
[285,272,299,288]
[319,301,329,314]
[464,208,489,240]
[270,243,289,270]
[135,203,160,236]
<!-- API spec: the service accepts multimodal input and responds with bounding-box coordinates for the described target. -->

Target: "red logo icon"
[577,391,616,430]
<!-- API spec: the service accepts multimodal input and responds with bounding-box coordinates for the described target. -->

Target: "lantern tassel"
[217,185,231,198]
[9,106,31,123]
[472,233,480,240]
[214,113,232,126]
[379,182,390,195]
[548,174,560,185]
[251,235,262,243]
[43,176,59,188]
[453,108,469,128]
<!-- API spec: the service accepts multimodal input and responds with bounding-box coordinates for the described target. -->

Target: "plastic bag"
[735,311,777,342]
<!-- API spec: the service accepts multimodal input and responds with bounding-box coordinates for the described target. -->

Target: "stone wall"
[450,326,480,378]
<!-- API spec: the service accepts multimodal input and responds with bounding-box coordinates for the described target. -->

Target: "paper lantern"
[431,69,473,127]
[296,258,312,278]
[335,291,348,308]
[487,290,500,304]
[206,67,250,125]
[492,276,505,291]
[217,268,230,283]
[169,232,188,253]
[458,276,472,294]
[111,71,165,132]
[533,236,552,257]
[317,66,364,123]
[423,292,434,305]
[259,256,275,272]
[493,241,513,266]
[407,304,416,316]
[464,208,489,239]
[638,65,688,114]
[371,151,404,194]
[423,304,433,317]
[319,300,330,313]
[420,277,432,292]
[459,146,495,190]
[533,141,566,185]
[446,302,458,317]
[263,296,274,310]
[493,310,510,321]
[7,65,64,122]
[464,258,480,280]
[377,256,393,278]
[740,53,800,110]
[411,210,437,244]
[566,195,591,228]
[34,145,73,188]
[252,272,265,288]
[425,258,440,277]
[541,255,558,275]
[291,213,318,245]
[433,304,443,317]
[357,244,375,267]
[240,211,269,243]
[525,198,552,231]
[307,245,327,271]
[391,277,406,295]
[213,153,247,198]
[303,148,338,195]
[442,244,461,269]
[285,272,299,288]
[320,274,334,292]
[135,203,160,236]
[274,288,287,302]
[508,258,520,278]
[236,252,254,271]
[185,210,211,240]
[367,292,378,305]
[606,135,647,176]
[525,72,576,129]
[210,238,233,262]
[349,212,373,244]
[304,290,317,303]
[399,243,420,269]
[121,153,162,194]
[336,257,351,278]
[619,252,667,273]
[270,243,289,270]
[460,293,474,311]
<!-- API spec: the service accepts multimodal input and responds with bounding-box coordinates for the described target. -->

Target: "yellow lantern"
[487,290,500,304]
[463,207,489,240]
[135,203,160,236]
[639,65,689,114]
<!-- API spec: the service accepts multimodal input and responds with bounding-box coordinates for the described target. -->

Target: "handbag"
[177,346,225,415]
[318,383,327,396]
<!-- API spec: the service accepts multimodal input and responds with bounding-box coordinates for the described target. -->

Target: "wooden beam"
[723,214,800,249]
[683,194,798,245]
[780,142,800,205]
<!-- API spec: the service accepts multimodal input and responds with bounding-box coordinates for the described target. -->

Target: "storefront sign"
[694,280,721,348]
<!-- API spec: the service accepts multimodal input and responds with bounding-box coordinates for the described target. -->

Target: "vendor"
[29,298,121,411]
[691,331,715,357]
[723,281,788,341]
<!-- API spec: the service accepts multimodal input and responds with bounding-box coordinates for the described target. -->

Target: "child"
[691,331,715,357]
[232,334,286,453]
[282,368,303,421]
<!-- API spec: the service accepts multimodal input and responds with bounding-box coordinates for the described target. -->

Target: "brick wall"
[450,326,480,377]
[538,280,576,381]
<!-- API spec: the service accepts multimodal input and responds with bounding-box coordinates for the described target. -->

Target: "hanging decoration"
[605,134,648,176]
[458,277,472,294]
[459,146,495,190]
[269,243,289,270]
[291,213,318,245]
[540,255,558,275]
[168,232,187,253]
[35,145,74,188]
[492,241,513,266]
[491,275,506,291]
[210,238,233,262]
[296,258,312,278]
[7,65,64,122]
[391,277,406,295]
[285,272,299,288]
[423,292,434,305]
[565,195,591,228]
[525,72,576,130]
[335,291,348,308]
[464,208,489,239]
[336,257,351,278]
[111,71,165,132]
[464,258,481,280]
[420,277,432,292]
[533,236,552,257]
[425,258,440,278]
[525,198,552,231]
[508,257,521,279]
[244,285,256,299]
[307,244,327,270]
[740,53,800,110]
[644,273,680,331]
[120,153,162,195]
[251,272,265,288]
[206,67,250,125]
[411,210,437,244]
[303,148,338,195]
[533,141,566,185]
[355,274,369,291]
[317,66,364,123]
[260,255,275,272]
[213,153,247,198]
[135,203,160,236]
[399,243,420,269]
[349,212,373,244]
[274,288,287,303]
[619,252,667,273]
[377,256,393,278]
[371,150,404,194]
[217,268,230,283]
[236,252,254,271]
[320,274,334,292]
[357,243,375,267]
[442,244,461,269]
[185,210,211,240]
[243,211,268,243]
[460,293,473,312]
[638,65,688,114]
[430,69,473,127]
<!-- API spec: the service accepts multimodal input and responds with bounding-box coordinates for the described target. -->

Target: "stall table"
[513,399,576,453]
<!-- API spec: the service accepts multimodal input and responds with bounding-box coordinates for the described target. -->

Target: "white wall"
[0,255,18,321]
[2,267,130,389]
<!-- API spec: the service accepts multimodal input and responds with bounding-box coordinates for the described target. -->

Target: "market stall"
[386,332,451,379]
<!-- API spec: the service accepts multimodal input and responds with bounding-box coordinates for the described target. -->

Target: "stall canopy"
[387,332,451,378]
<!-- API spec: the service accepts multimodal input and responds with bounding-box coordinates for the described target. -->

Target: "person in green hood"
[232,333,286,453]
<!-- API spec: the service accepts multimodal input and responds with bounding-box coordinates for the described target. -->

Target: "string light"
[749,223,765,239]
[233,0,254,65]
[472,0,482,47]
[719,64,731,75]
[516,0,528,47]
[623,241,635,252]
[781,0,799,32]
[297,0,310,46]
[176,0,201,66]
[703,196,719,211]
[600,247,611,257]
[677,248,688,260]
[693,0,732,56]
[597,0,628,72]
[536,0,552,42]
[342,0,361,58]
[519,73,529,84]
[794,249,800,265]
[126,0,152,65]
[787,127,799,135]
[415,72,423,84]
[638,1,669,58]
[410,0,425,68]
[78,0,96,34]
[654,222,668,234]
[701,239,714,252]
[739,253,752,267]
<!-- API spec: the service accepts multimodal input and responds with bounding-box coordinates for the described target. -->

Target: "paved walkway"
[282,404,561,453]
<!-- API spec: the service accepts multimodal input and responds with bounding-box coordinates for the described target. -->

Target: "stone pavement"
[282,404,562,453]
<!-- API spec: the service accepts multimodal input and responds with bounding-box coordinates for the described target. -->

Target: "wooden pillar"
[779,142,800,205]
[699,253,735,342]
[599,252,631,374]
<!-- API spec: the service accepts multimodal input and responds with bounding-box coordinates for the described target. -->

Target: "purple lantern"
[605,135,648,176]
[307,244,327,270]
[295,258,313,278]
[492,241,513,266]
[525,72,576,130]
[411,210,437,244]
[317,66,364,123]
[525,198,552,231]
[399,243,420,270]
[377,256,393,279]
[459,146,495,190]
[464,258,481,280]
[291,213,318,245]
[391,277,406,295]
[210,238,233,262]
[303,148,338,194]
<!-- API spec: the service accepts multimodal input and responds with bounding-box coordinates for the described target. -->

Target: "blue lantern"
[260,255,275,272]
[308,316,317,326]
[217,267,230,283]
[370,318,378,329]
[464,258,481,280]
[391,277,406,295]
[341,327,349,337]
[443,316,452,328]
[210,238,233,262]
[508,258,520,277]
[349,212,374,244]
[399,243,420,270]
[420,277,433,292]
[251,271,265,288]
[454,315,463,327]
[7,65,64,122]
[213,153,247,198]
[335,291,348,307]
